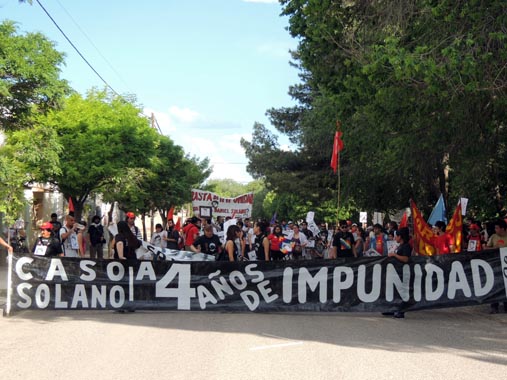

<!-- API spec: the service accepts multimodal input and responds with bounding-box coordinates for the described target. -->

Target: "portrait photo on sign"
[199,206,212,218]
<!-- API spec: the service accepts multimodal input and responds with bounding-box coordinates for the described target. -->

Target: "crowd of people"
[1,209,506,316]
[2,211,506,264]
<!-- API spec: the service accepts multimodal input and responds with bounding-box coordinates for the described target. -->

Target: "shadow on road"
[4,305,507,366]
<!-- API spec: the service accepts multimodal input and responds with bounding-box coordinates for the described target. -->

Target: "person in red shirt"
[432,221,455,254]
[183,216,201,251]
[466,223,482,252]
[268,225,284,261]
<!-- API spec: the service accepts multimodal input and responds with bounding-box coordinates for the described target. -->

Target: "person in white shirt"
[59,214,80,257]
[150,223,167,249]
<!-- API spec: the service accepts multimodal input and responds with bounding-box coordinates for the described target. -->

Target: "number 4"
[155,264,196,310]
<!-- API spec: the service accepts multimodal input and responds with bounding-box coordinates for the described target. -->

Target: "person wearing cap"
[126,212,142,240]
[33,222,63,257]
[466,223,483,252]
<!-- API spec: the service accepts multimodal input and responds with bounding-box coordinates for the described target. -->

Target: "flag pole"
[336,121,341,226]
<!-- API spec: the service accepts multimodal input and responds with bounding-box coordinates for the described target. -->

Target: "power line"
[35,0,121,97]
[54,0,131,93]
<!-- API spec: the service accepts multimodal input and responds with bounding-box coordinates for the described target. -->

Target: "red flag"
[446,202,463,252]
[330,131,344,173]
[174,217,181,232]
[410,199,436,256]
[167,206,175,221]
[68,197,75,213]
[399,212,408,228]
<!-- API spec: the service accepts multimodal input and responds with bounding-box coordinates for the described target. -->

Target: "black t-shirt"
[332,231,355,257]
[114,233,138,260]
[301,228,314,239]
[88,224,104,245]
[32,236,63,257]
[192,234,222,255]
[166,228,180,250]
[396,242,412,258]
[254,234,267,261]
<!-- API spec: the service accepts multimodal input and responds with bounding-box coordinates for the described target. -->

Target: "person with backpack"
[59,214,80,257]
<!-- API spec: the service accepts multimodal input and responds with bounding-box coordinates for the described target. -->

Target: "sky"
[1,0,300,183]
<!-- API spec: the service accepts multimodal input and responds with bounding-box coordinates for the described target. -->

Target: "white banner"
[191,189,253,218]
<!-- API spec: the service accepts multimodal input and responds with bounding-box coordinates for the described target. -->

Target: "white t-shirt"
[150,230,167,248]
[59,226,79,257]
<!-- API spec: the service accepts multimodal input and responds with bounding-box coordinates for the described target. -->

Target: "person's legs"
[89,244,97,259]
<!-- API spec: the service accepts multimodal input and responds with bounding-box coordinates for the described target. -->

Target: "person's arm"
[388,251,409,263]
[77,231,84,257]
[263,237,270,261]
[190,241,200,253]
[109,237,115,259]
[448,234,456,253]
[115,241,126,259]
[226,241,235,262]
[60,227,75,241]
[300,233,308,247]
[240,233,246,258]
[0,237,13,255]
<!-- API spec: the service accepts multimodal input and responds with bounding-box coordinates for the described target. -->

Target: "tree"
[244,1,507,219]
[0,20,71,132]
[113,134,212,226]
[39,89,159,220]
[0,20,68,224]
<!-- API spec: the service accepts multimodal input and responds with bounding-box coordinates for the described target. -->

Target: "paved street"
[1,265,506,380]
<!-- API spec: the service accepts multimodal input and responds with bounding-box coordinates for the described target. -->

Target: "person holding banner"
[222,225,241,261]
[183,216,200,251]
[486,219,507,314]
[113,221,141,260]
[190,225,222,257]
[385,227,412,318]
[253,221,270,261]
[32,222,63,257]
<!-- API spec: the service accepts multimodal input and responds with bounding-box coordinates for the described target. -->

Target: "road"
[0,305,506,380]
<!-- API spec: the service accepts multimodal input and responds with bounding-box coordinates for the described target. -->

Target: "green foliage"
[244,0,507,219]
[39,89,159,219]
[0,154,26,226]
[0,20,70,131]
